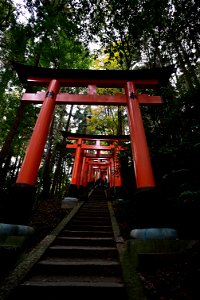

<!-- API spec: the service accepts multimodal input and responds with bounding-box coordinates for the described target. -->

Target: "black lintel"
[61,131,130,141]
[12,62,175,88]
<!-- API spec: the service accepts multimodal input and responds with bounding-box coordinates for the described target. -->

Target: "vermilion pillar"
[113,146,122,187]
[107,164,111,187]
[88,164,93,183]
[17,79,60,185]
[80,157,89,187]
[10,79,60,225]
[71,138,82,185]
[110,157,115,188]
[125,81,155,188]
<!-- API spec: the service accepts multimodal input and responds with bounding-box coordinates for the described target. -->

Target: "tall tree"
[0,0,91,195]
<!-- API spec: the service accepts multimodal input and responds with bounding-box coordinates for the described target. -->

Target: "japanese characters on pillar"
[112,142,122,187]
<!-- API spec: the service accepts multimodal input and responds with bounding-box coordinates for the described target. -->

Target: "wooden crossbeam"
[87,161,109,165]
[22,92,162,105]
[66,143,122,150]
[83,153,112,158]
[63,133,130,141]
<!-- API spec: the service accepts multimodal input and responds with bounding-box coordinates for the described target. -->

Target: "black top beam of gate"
[61,132,130,141]
[12,62,174,89]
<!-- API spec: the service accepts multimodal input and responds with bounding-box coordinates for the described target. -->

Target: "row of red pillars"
[66,137,126,190]
[16,80,157,189]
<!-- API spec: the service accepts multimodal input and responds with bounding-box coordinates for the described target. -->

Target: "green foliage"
[0,92,20,145]
[178,190,200,203]
[0,0,200,204]
[86,106,118,135]
[0,0,16,32]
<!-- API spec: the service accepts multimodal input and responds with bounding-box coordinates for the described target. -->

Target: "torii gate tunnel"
[63,133,129,197]
[10,63,173,224]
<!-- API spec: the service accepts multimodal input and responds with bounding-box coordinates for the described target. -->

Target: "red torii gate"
[78,157,110,188]
[10,63,173,224]
[64,134,127,196]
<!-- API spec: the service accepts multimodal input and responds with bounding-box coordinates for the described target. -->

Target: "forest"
[0,0,200,237]
[0,1,200,299]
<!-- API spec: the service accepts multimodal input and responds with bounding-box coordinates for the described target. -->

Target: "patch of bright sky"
[13,0,31,24]
[88,40,101,53]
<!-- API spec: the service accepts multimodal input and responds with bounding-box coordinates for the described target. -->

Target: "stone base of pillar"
[5,183,36,225]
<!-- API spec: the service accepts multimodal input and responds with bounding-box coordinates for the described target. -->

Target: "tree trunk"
[174,43,194,90]
[50,105,74,196]
[40,118,55,198]
[0,102,27,168]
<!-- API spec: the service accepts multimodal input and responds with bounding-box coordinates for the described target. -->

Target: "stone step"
[79,208,109,212]
[46,245,119,259]
[19,274,123,283]
[5,188,128,300]
[12,281,127,300]
[70,216,111,221]
[60,230,114,237]
[67,225,113,231]
[75,213,110,218]
[80,203,108,206]
[33,259,121,276]
[70,217,111,225]
[69,221,111,226]
[54,236,115,247]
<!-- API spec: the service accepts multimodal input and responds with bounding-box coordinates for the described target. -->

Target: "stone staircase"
[7,187,128,300]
